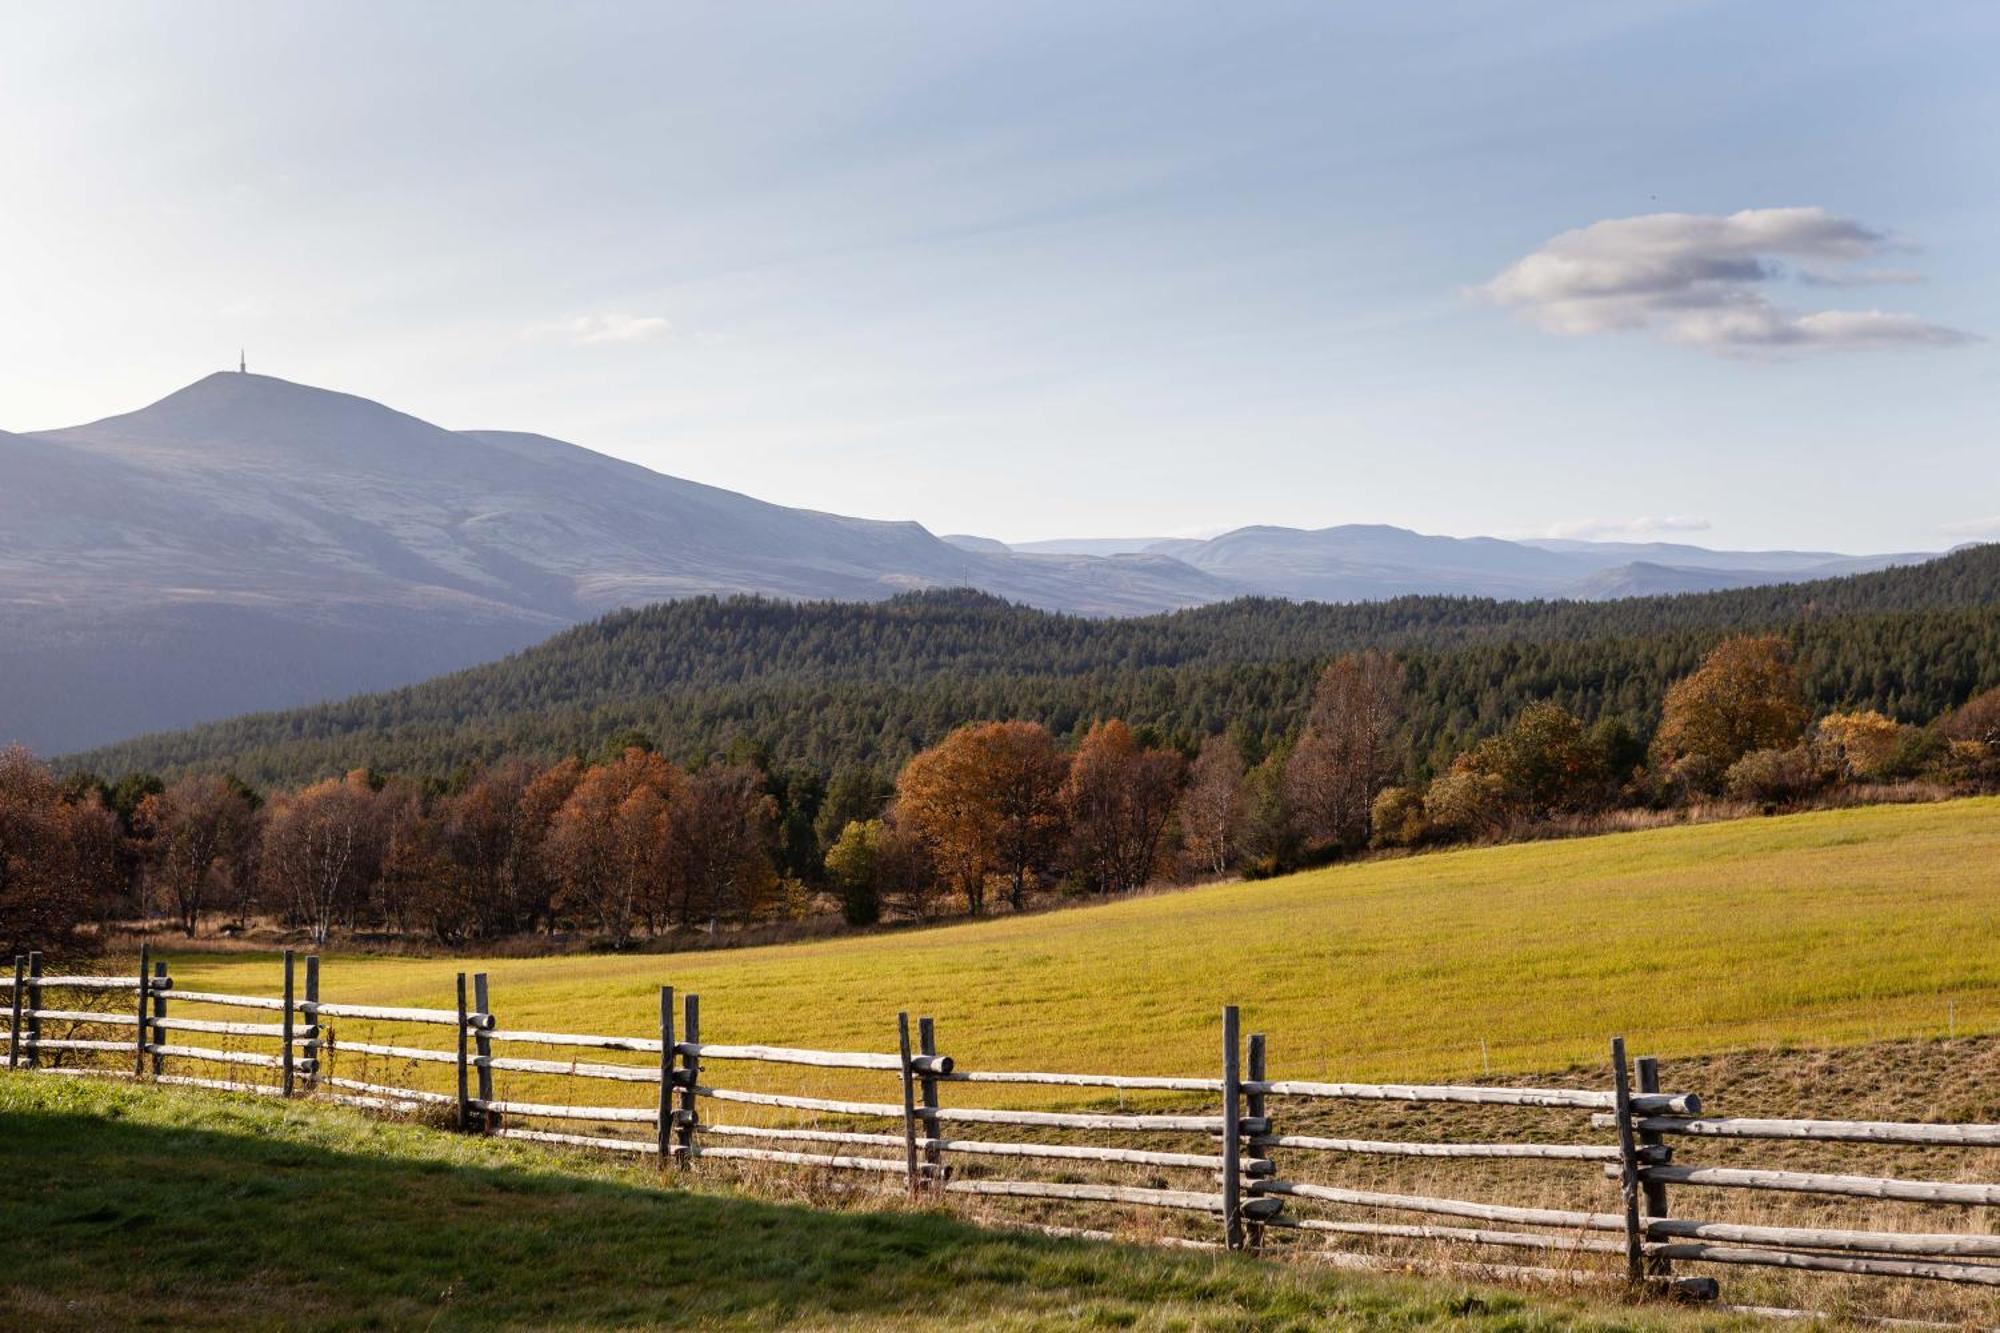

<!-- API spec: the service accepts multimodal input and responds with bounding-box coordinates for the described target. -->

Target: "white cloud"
[1541,515,1712,541]
[1477,207,1978,354]
[524,312,672,345]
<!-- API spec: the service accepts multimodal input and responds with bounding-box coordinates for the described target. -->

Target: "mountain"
[64,544,2000,787]
[0,372,1231,753]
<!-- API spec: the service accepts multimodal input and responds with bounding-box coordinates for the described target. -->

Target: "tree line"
[8,636,1999,956]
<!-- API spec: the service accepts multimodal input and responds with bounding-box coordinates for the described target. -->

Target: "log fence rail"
[7,953,1999,1310]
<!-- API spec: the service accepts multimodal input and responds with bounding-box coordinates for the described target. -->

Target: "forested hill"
[67,544,2000,786]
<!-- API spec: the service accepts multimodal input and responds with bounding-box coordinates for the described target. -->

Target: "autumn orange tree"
[258,771,389,947]
[670,761,779,929]
[0,746,122,957]
[1179,733,1245,877]
[133,773,260,937]
[1650,635,1808,788]
[1062,719,1183,895]
[543,746,683,947]
[896,720,1067,913]
[1285,651,1407,853]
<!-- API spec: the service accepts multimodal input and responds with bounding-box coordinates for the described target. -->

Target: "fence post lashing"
[897,1011,920,1198]
[300,956,319,1094]
[133,943,151,1080]
[1610,1036,1645,1284]
[472,973,496,1132]
[454,971,471,1131]
[25,952,41,1069]
[656,986,675,1165]
[1221,1004,1243,1251]
[150,960,168,1079]
[917,1016,943,1189]
[281,949,297,1097]
[675,993,700,1170]
[8,955,21,1068]
[1245,1032,1268,1253]
[1636,1055,1672,1276]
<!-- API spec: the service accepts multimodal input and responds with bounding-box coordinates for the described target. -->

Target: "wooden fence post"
[300,956,319,1094]
[1610,1036,1645,1283]
[917,1016,943,1190]
[1245,1031,1268,1253]
[656,986,675,1165]
[454,972,471,1131]
[150,960,168,1079]
[675,993,700,1169]
[133,944,151,1079]
[25,952,41,1069]
[472,972,496,1132]
[281,949,296,1097]
[897,1011,920,1198]
[1221,1004,1243,1251]
[7,955,21,1068]
[1636,1055,1672,1276]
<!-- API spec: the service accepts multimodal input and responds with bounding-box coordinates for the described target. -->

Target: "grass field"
[161,798,2000,1083]
[0,1073,1741,1331]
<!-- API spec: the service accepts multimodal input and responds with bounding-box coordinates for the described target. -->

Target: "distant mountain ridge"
[0,369,1948,753]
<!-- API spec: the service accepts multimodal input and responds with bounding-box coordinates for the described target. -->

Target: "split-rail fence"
[6,947,2000,1314]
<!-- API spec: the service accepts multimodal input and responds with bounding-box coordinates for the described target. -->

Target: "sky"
[2,1,1996,552]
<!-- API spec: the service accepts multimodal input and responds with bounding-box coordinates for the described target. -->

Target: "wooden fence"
[6,948,2000,1312]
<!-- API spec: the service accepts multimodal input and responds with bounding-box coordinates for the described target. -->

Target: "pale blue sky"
[3,2,1995,550]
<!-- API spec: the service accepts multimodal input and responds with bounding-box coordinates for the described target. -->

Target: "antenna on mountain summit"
[239,349,247,374]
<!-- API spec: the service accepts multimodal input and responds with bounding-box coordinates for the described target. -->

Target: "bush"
[1423,768,1508,841]
[1724,745,1838,806]
[1369,785,1427,848]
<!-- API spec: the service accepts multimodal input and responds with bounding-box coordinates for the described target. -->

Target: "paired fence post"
[1610,1036,1645,1283]
[7,955,22,1068]
[133,944,152,1079]
[299,956,319,1094]
[1220,1004,1243,1251]
[151,960,168,1079]
[281,949,297,1097]
[472,973,496,1132]
[917,1016,944,1190]
[24,952,41,1069]
[675,993,700,1169]
[1245,1031,1268,1253]
[897,1012,921,1198]
[1636,1055,1672,1276]
[656,986,676,1165]
[454,972,471,1131]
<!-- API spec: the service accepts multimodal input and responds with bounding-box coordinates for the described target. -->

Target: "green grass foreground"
[167,798,2000,1082]
[0,1074,1742,1331]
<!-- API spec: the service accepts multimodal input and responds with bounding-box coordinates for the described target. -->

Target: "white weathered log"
[691,1145,911,1172]
[680,1042,905,1072]
[695,1086,907,1118]
[945,1070,1222,1093]
[704,1124,908,1149]
[1255,1133,1625,1162]
[153,1016,300,1038]
[322,1092,426,1112]
[1646,1216,2000,1260]
[1292,1218,1630,1256]
[927,1138,1230,1171]
[0,975,147,990]
[1632,1162,2000,1207]
[936,1106,1229,1133]
[1648,1242,2000,1287]
[42,1065,129,1078]
[156,1073,283,1095]
[30,1038,130,1052]
[160,989,288,1012]
[327,1039,458,1065]
[145,1043,291,1069]
[304,1001,480,1027]
[1598,1113,2000,1148]
[29,1009,139,1026]
[488,1028,665,1053]
[468,1097,657,1123]
[318,1075,459,1106]
[474,1052,661,1082]
[1253,1178,1626,1232]
[496,1127,659,1153]
[945,1179,1227,1212]
[1252,1079,1697,1115]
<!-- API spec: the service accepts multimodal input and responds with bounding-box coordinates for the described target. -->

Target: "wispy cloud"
[524,313,672,346]
[1540,515,1712,542]
[1476,207,1978,354]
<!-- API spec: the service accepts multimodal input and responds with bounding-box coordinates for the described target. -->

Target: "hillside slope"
[67,544,2000,784]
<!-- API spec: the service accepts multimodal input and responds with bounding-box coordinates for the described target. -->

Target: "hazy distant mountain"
[0,373,1231,752]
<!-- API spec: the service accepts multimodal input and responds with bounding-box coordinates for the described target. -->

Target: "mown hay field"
[166,798,2000,1083]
